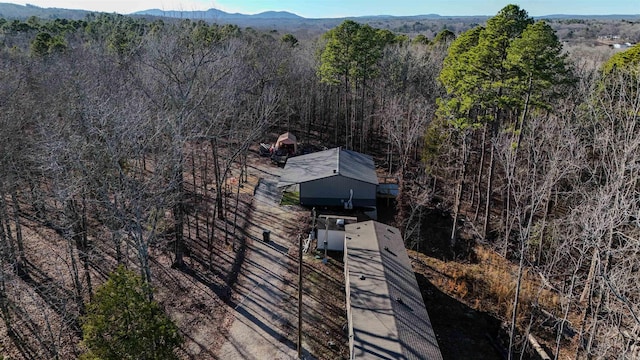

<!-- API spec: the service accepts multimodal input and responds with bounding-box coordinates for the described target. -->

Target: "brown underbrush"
[411,244,580,359]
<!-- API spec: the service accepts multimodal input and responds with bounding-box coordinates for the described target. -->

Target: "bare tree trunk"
[0,258,10,332]
[580,248,599,304]
[360,77,367,152]
[555,262,581,360]
[536,186,552,265]
[474,125,487,222]
[345,77,349,149]
[232,152,246,249]
[80,193,92,299]
[192,146,199,241]
[0,202,12,263]
[585,226,616,355]
[202,146,210,238]
[133,206,154,300]
[172,163,185,268]
[10,188,24,267]
[504,76,534,257]
[334,87,339,145]
[483,132,496,240]
[211,138,224,221]
[0,189,17,264]
[27,177,46,220]
[224,178,230,246]
[207,142,219,270]
[451,132,469,253]
[64,200,85,314]
[508,235,527,360]
[508,154,540,359]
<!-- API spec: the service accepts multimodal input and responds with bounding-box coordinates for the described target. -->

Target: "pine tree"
[80,266,182,360]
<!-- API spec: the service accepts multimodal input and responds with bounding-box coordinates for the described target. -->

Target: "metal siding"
[345,221,443,360]
[339,149,379,185]
[345,221,404,359]
[279,148,378,187]
[300,176,376,207]
[316,229,345,251]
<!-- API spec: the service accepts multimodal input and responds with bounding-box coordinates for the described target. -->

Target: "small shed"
[278,147,378,208]
[316,215,358,252]
[275,132,297,155]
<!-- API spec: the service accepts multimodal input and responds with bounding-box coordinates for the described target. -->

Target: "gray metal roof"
[278,148,378,187]
[344,221,443,360]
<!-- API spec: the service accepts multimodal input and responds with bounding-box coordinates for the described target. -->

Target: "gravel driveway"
[217,168,300,360]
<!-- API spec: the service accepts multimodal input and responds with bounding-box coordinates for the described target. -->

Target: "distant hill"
[537,14,640,20]
[133,8,303,20]
[132,8,640,22]
[0,2,638,32]
[0,3,89,20]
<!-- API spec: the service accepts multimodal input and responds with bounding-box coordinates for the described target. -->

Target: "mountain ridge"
[134,8,303,20]
[0,3,638,21]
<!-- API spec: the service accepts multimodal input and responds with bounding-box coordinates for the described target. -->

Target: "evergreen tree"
[81,266,182,360]
[602,42,640,75]
[280,33,298,47]
[436,5,570,243]
[30,31,67,56]
[433,29,455,45]
[505,20,573,153]
[318,20,395,148]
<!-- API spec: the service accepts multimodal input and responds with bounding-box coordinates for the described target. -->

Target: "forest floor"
[0,145,568,360]
[412,251,510,360]
[407,209,578,360]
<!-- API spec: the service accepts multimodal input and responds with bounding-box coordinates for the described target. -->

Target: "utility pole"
[323,219,329,264]
[298,234,303,359]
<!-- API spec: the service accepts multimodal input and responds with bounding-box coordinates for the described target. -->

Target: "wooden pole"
[298,234,303,358]
[323,219,329,264]
[312,207,316,236]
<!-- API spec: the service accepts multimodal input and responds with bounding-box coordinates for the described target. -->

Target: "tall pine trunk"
[474,125,487,222]
[503,76,533,256]
[483,134,496,239]
[451,132,470,253]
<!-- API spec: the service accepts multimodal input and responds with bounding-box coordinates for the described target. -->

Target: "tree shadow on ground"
[417,209,476,262]
[415,272,508,360]
[175,263,232,304]
[19,260,81,335]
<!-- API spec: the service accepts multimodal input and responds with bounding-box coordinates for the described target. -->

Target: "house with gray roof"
[278,148,378,208]
[344,221,442,360]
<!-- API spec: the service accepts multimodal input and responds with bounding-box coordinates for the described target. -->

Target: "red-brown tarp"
[275,132,297,153]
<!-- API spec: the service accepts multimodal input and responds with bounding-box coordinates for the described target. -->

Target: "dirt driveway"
[217,164,305,360]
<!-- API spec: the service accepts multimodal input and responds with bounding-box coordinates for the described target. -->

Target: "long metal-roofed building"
[278,147,378,207]
[344,221,443,360]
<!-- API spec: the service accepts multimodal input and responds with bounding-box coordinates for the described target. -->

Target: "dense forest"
[0,3,639,359]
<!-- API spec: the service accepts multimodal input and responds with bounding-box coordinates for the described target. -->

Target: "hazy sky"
[7,0,640,17]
